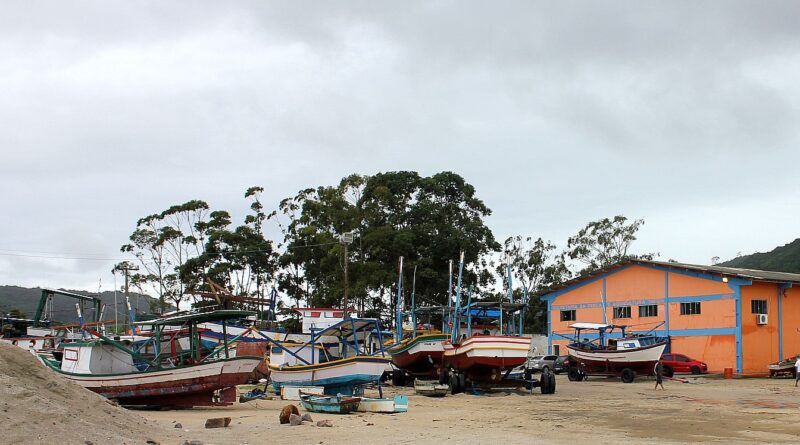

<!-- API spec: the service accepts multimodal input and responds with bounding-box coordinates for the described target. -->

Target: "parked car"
[660,353,708,376]
[553,355,570,374]
[527,355,558,374]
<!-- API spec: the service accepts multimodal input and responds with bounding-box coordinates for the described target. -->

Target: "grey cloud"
[1,1,800,290]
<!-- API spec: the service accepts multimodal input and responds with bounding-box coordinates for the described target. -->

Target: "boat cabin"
[60,342,138,374]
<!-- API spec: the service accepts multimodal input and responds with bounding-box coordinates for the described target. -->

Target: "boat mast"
[506,262,513,335]
[411,265,417,339]
[394,256,404,343]
[444,259,453,334]
[451,252,465,343]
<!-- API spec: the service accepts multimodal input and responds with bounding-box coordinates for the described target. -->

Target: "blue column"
[547,298,552,354]
[664,271,670,339]
[601,278,607,323]
[732,284,743,374]
[777,284,791,360]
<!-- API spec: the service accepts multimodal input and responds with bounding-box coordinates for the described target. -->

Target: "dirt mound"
[0,343,167,444]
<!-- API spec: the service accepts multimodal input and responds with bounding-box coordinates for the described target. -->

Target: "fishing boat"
[443,298,532,388]
[268,318,392,395]
[38,309,263,407]
[357,395,408,413]
[389,332,449,378]
[299,391,361,414]
[561,322,668,383]
[768,356,798,377]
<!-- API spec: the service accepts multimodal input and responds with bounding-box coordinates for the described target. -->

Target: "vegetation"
[112,171,657,333]
[719,239,800,273]
[566,215,656,274]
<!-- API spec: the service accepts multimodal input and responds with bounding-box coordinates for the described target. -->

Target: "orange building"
[541,260,800,374]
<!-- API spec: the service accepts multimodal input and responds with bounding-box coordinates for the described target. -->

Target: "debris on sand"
[204,417,231,428]
[279,404,299,424]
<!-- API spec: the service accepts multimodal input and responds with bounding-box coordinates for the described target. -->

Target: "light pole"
[339,231,355,319]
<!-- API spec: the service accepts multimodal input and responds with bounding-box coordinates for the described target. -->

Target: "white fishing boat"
[561,322,668,383]
[38,310,263,407]
[268,318,391,395]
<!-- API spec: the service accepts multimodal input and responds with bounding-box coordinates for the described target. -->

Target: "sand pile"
[0,343,167,445]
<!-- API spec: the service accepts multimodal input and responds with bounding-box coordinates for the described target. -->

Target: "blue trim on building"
[601,278,607,323]
[729,282,743,373]
[552,327,736,341]
[664,271,670,339]
[552,294,734,311]
[547,299,552,354]
[540,265,632,302]
[777,283,792,360]
[669,294,734,303]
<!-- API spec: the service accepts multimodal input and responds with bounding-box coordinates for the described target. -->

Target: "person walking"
[654,359,665,390]
[794,355,800,387]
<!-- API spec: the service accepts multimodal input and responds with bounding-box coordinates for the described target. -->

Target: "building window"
[751,299,767,314]
[613,306,631,319]
[680,302,701,315]
[560,310,576,322]
[639,304,658,317]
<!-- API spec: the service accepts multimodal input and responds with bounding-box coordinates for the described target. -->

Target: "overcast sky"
[1,1,799,293]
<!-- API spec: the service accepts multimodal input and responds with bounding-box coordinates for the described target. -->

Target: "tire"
[548,371,556,394]
[539,372,550,394]
[621,368,635,383]
[450,372,461,394]
[663,365,674,378]
[458,373,467,392]
[392,370,406,386]
[568,367,581,382]
[524,368,533,381]
[690,366,701,375]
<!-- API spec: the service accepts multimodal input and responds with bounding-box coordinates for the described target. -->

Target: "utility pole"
[339,232,355,319]
[113,262,139,328]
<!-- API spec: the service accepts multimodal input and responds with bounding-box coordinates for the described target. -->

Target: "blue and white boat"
[268,318,392,395]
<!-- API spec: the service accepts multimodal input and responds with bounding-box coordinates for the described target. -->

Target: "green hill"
[0,285,165,324]
[719,239,800,273]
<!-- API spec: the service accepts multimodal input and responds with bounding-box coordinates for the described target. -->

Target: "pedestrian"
[794,355,800,387]
[654,359,665,390]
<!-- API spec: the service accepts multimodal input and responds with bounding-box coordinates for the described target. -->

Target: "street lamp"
[339,231,355,319]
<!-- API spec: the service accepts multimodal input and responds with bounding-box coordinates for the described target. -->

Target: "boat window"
[751,299,767,315]
[680,302,701,315]
[560,310,576,322]
[613,306,631,319]
[639,304,658,317]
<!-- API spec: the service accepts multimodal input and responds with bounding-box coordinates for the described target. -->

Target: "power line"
[0,241,341,262]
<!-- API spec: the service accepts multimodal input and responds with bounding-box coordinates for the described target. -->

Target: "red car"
[660,353,708,376]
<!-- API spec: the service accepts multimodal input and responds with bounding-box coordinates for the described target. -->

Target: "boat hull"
[39,356,262,407]
[443,336,531,383]
[269,356,391,395]
[567,341,667,376]
[299,393,361,414]
[389,334,448,377]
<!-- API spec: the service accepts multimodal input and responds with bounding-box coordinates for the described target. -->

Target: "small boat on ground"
[768,356,798,377]
[561,322,668,383]
[299,391,361,414]
[268,318,392,395]
[38,309,263,407]
[414,379,449,397]
[356,395,408,413]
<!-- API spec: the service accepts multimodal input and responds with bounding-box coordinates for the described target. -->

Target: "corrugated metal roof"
[539,259,800,296]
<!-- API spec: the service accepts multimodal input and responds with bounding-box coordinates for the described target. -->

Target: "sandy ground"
[139,375,800,445]
[0,343,160,445]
